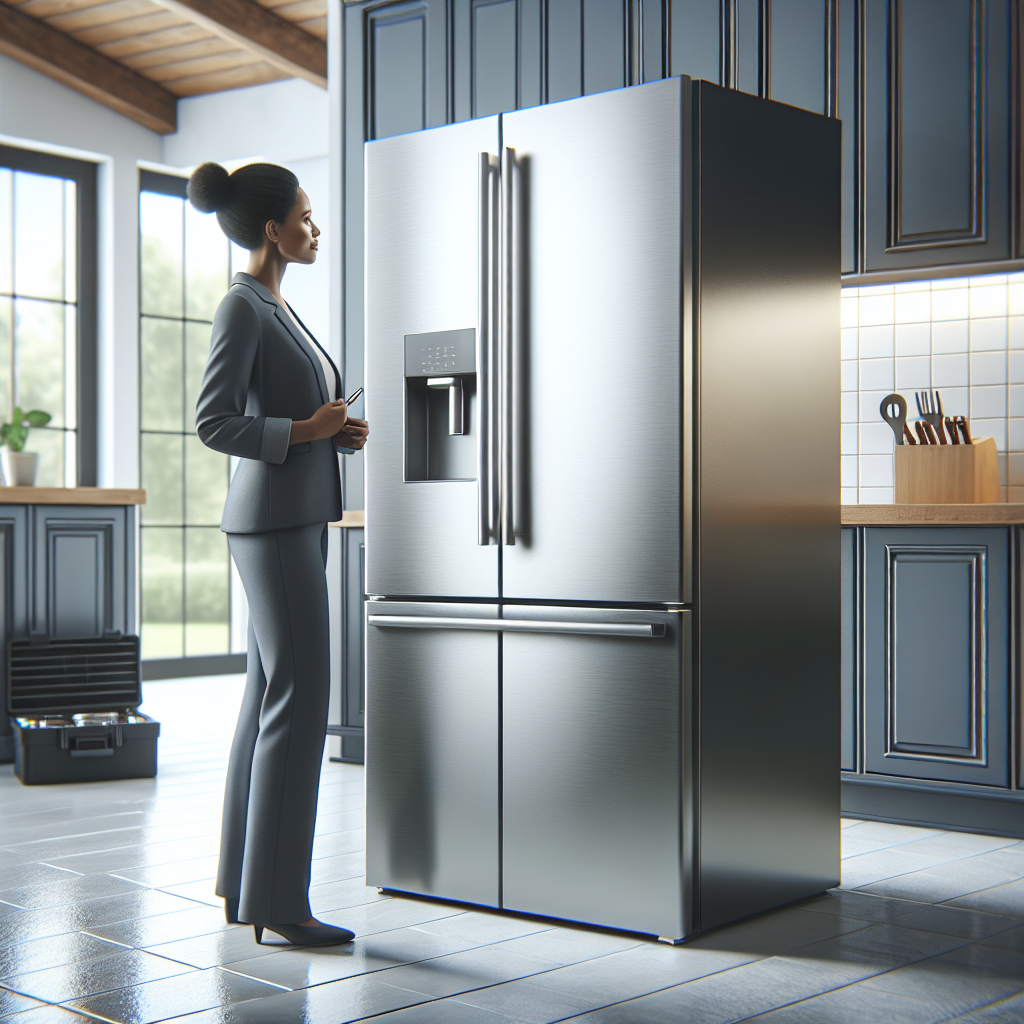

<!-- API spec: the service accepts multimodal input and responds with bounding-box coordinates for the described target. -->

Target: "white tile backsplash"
[844,272,1024,503]
[932,319,969,353]
[970,317,1007,350]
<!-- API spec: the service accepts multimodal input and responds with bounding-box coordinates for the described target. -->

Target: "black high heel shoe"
[253,921,355,946]
[224,897,240,925]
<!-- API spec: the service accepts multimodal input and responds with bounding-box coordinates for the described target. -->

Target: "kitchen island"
[842,505,1023,837]
[0,487,145,763]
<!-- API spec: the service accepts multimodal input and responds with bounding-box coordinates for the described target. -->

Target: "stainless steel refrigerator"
[363,76,840,942]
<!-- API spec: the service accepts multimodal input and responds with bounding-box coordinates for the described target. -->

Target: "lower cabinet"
[841,525,1022,837]
[0,504,136,764]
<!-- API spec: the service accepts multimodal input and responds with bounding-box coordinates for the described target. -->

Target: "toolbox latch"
[61,727,122,758]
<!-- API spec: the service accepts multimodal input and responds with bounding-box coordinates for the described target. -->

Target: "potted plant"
[1,407,52,486]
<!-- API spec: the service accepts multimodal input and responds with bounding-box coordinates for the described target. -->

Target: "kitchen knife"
[879,393,908,445]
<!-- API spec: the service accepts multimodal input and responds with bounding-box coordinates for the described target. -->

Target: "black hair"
[186,161,300,251]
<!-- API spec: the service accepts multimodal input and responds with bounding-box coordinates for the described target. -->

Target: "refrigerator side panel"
[501,79,683,604]
[364,118,500,598]
[365,601,499,906]
[502,606,687,938]
[694,84,842,930]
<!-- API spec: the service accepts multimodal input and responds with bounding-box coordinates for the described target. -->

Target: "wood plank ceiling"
[0,0,327,133]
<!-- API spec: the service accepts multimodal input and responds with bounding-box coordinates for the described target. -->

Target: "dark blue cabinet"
[864,527,1009,787]
[860,0,1013,272]
[0,502,136,764]
[842,523,1022,837]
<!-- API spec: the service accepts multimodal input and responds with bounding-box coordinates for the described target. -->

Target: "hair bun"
[187,162,231,214]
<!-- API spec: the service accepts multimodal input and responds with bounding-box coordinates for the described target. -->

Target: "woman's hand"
[290,400,349,446]
[334,417,369,451]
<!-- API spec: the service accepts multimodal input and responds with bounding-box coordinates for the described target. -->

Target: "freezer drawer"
[502,606,690,939]
[365,602,499,906]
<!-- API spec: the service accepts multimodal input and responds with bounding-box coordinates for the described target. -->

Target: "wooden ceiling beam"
[0,3,177,134]
[151,0,327,88]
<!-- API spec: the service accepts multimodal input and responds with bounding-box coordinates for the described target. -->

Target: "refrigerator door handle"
[477,152,496,545]
[500,146,516,546]
[368,615,666,638]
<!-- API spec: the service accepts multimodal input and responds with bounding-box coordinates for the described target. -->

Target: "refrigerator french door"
[364,75,841,942]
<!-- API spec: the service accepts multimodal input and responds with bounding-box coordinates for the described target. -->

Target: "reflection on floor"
[0,675,1021,1024]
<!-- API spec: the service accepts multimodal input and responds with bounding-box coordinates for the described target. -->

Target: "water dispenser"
[405,328,477,481]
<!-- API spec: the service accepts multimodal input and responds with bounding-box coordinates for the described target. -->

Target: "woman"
[188,161,368,947]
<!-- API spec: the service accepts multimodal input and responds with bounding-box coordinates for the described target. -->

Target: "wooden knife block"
[894,436,1000,503]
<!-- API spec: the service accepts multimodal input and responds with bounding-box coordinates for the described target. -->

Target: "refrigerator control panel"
[405,329,476,377]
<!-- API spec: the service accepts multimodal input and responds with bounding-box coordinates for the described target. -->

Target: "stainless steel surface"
[365,601,499,905]
[426,378,465,435]
[501,81,683,602]
[500,146,516,546]
[364,117,500,596]
[502,605,690,938]
[693,82,840,929]
[368,614,665,637]
[477,153,496,546]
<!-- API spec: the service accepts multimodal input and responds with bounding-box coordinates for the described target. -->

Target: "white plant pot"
[2,450,38,486]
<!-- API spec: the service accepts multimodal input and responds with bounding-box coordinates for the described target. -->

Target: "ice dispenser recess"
[405,329,477,481]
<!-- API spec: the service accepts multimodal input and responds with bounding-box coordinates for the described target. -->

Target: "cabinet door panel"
[862,0,1011,271]
[32,507,127,640]
[770,0,827,115]
[841,526,857,772]
[864,527,1009,786]
[0,507,28,759]
[365,602,499,906]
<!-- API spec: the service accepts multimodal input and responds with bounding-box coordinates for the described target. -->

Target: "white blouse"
[282,301,338,400]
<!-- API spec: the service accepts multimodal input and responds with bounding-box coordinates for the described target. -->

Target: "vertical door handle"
[477,153,494,545]
[500,147,516,545]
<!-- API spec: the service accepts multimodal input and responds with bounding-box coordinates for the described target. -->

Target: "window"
[0,146,97,485]
[138,170,236,661]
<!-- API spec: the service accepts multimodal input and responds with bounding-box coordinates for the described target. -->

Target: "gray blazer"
[196,272,343,534]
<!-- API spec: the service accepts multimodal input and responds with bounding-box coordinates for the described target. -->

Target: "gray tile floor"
[0,675,1021,1024]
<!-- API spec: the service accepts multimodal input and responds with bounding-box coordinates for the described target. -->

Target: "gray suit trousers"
[216,522,330,925]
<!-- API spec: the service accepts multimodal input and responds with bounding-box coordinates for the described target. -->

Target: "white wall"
[0,53,162,488]
[161,79,332,355]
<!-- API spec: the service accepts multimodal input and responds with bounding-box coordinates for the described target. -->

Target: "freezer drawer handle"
[368,615,665,638]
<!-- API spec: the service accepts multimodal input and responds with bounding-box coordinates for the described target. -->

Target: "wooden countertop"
[0,487,146,506]
[328,510,365,528]
[842,504,1024,525]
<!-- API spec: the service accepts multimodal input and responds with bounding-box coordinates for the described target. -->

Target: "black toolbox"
[7,634,160,785]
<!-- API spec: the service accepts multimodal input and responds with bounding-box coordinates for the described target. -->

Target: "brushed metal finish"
[500,146,516,545]
[500,80,682,602]
[693,83,841,929]
[477,153,496,545]
[368,614,665,637]
[365,117,500,597]
[365,601,499,905]
[502,605,690,938]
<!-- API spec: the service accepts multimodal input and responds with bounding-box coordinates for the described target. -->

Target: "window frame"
[0,144,98,485]
[137,168,243,677]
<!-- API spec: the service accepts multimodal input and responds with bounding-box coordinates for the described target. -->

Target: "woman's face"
[267,187,319,264]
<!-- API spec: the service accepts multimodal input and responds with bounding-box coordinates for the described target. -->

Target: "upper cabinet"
[861,0,1013,272]
[342,0,1023,339]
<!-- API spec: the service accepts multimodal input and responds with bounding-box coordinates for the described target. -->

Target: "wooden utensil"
[944,417,960,444]
[903,424,917,444]
[915,421,930,444]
